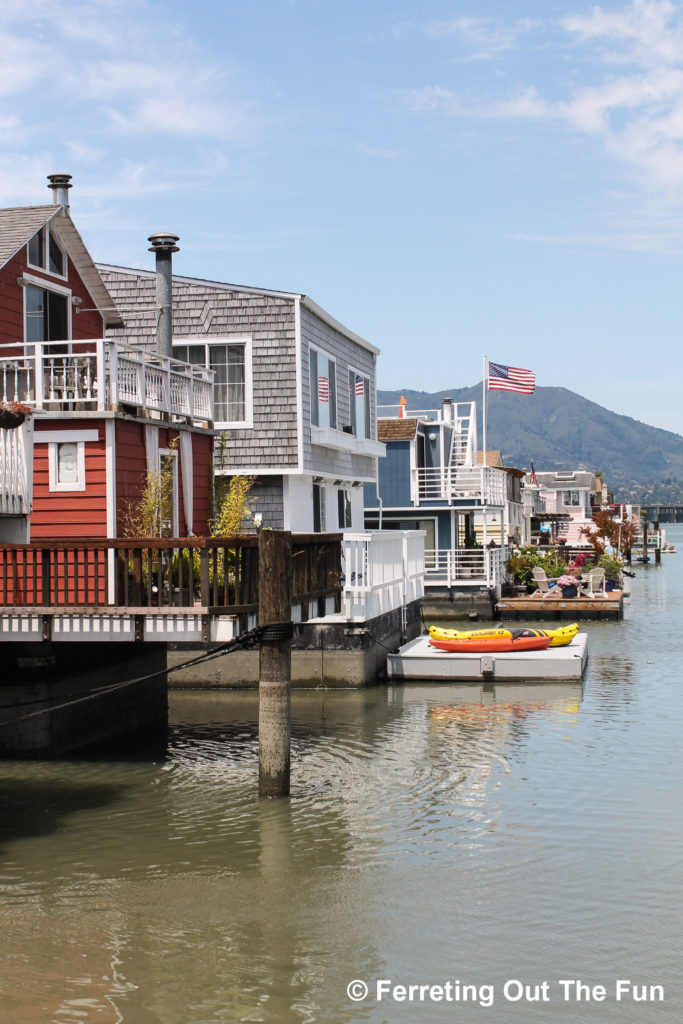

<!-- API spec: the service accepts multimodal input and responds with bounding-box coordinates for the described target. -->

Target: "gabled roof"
[0,205,123,329]
[96,263,378,353]
[378,418,418,441]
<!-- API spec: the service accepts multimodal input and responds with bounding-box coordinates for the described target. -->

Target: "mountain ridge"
[377,384,683,503]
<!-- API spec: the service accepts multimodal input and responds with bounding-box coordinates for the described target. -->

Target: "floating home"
[365,399,524,618]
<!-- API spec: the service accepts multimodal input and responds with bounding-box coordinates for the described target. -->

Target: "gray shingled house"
[97,262,385,532]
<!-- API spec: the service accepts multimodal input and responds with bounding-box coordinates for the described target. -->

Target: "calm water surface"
[1,527,682,1023]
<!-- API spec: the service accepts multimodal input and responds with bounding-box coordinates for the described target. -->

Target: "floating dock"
[387,633,588,682]
[496,591,623,620]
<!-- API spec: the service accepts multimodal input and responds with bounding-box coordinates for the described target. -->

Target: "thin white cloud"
[395,15,539,60]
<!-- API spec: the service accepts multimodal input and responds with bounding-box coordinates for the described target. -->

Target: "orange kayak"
[429,634,552,654]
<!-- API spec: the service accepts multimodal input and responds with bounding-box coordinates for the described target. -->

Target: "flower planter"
[0,409,25,429]
[561,585,577,598]
[605,579,616,592]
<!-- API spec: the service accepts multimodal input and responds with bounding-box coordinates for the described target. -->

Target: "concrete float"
[387,633,588,683]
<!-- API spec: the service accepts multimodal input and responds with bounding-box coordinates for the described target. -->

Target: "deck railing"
[413,466,507,505]
[342,530,425,621]
[0,340,213,425]
[424,545,509,588]
[0,535,342,621]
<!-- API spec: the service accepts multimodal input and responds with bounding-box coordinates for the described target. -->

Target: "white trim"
[294,295,304,472]
[172,335,253,429]
[310,425,384,457]
[21,270,72,297]
[105,419,116,600]
[48,440,86,492]
[34,429,99,444]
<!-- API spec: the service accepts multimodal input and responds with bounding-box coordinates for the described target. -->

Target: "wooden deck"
[496,589,623,620]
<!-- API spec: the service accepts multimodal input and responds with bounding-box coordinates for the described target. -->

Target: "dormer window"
[27,227,66,278]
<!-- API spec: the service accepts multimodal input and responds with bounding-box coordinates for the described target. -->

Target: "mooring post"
[258,529,292,797]
[642,518,649,563]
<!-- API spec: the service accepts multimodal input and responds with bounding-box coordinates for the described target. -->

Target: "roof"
[477,449,503,467]
[378,418,418,441]
[96,263,379,355]
[533,471,597,489]
[0,205,123,329]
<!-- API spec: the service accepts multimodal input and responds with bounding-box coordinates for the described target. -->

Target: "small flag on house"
[318,376,329,403]
[488,362,535,394]
[529,461,539,486]
[398,394,407,419]
[355,374,365,396]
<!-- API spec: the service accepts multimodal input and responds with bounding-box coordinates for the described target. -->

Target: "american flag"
[355,374,365,396]
[529,461,539,486]
[318,376,329,403]
[488,362,535,394]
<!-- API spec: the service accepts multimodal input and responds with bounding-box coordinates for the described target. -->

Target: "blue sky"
[3,0,683,434]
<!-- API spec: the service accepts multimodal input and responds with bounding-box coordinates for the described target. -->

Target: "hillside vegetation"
[377,385,683,503]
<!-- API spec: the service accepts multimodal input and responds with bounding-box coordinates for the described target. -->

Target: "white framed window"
[310,347,337,430]
[48,441,86,492]
[27,226,67,279]
[337,488,352,529]
[159,448,180,536]
[562,490,582,507]
[23,273,72,348]
[173,338,253,427]
[313,483,326,532]
[348,368,371,439]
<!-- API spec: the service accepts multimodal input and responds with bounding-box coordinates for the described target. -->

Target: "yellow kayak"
[428,622,579,648]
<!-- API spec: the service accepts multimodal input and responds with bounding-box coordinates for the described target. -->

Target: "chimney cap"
[148,232,180,253]
[47,173,72,189]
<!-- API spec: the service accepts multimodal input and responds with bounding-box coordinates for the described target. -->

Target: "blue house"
[364,398,521,612]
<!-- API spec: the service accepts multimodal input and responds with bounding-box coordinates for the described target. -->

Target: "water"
[1,528,682,1023]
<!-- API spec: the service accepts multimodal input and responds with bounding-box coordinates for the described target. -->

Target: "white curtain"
[179,430,194,536]
[145,425,160,478]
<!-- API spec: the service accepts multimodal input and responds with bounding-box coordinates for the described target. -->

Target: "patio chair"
[531,567,557,596]
[580,567,605,596]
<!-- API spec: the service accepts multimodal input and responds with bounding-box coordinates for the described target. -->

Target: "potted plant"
[556,573,580,598]
[599,553,623,591]
[0,400,32,429]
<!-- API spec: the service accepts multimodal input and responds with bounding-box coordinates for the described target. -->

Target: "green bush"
[507,546,569,587]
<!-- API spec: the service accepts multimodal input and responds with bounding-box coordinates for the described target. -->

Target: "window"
[27,227,66,277]
[25,283,69,346]
[159,449,179,536]
[348,370,371,438]
[337,488,352,529]
[313,483,326,532]
[173,339,252,426]
[563,490,582,507]
[48,441,86,492]
[310,348,336,429]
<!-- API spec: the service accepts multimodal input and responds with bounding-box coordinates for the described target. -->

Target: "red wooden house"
[0,175,214,580]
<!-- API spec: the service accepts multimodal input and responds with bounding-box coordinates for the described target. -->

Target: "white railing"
[413,465,507,505]
[342,530,425,622]
[424,545,509,588]
[0,418,32,515]
[0,341,214,424]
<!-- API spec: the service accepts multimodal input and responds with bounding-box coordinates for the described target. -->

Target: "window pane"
[310,349,319,426]
[28,230,44,267]
[47,291,68,342]
[210,344,245,422]
[25,285,46,343]
[49,233,64,275]
[328,360,336,429]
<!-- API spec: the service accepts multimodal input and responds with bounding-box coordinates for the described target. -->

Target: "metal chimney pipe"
[442,397,453,423]
[47,173,72,210]
[148,232,180,358]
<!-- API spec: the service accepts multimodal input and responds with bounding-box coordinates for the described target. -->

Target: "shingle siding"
[98,267,299,470]
[300,304,377,481]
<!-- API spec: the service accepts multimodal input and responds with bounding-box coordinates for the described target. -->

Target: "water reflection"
[1,527,682,1022]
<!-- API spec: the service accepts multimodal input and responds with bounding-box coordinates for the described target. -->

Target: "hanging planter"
[0,401,31,429]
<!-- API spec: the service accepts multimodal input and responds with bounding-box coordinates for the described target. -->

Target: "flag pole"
[482,355,488,465]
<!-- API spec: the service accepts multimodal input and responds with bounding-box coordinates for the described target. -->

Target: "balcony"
[412,465,507,506]
[424,545,509,589]
[0,340,214,425]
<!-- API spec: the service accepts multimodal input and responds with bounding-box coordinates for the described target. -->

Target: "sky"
[3,0,683,435]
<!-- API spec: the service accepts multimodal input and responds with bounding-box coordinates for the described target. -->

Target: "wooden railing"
[0,535,342,617]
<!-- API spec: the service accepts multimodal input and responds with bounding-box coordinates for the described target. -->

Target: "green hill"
[377,385,683,503]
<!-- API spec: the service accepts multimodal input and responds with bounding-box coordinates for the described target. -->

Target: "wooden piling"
[258,530,292,798]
